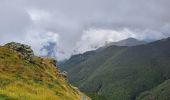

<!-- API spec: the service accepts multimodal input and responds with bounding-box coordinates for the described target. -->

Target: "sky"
[0,0,170,60]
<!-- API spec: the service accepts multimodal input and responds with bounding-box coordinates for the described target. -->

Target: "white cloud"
[24,31,60,56]
[74,29,136,54]
[136,29,167,41]
[72,28,170,56]
[27,9,51,21]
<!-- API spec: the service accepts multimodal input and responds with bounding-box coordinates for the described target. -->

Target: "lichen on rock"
[5,42,34,61]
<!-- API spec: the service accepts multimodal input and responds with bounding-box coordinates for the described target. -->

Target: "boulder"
[5,42,34,61]
[60,71,68,78]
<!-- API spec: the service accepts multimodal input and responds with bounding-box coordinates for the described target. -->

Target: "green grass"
[0,94,16,100]
[0,45,90,100]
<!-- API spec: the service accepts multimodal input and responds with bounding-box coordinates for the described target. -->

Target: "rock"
[5,42,34,61]
[60,71,68,78]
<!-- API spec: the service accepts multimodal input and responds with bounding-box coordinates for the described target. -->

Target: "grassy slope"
[61,38,170,100]
[136,79,170,100]
[0,45,90,100]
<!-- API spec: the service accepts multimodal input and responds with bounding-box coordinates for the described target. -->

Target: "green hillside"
[0,42,90,100]
[136,79,170,100]
[60,38,170,100]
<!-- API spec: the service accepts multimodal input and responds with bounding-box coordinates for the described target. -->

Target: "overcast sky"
[0,0,170,60]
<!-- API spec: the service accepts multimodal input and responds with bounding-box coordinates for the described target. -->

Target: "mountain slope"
[136,79,170,100]
[60,37,170,100]
[61,46,127,86]
[0,42,90,100]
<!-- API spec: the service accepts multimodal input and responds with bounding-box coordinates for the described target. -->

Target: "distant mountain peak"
[106,37,146,47]
[123,37,139,41]
[124,37,136,40]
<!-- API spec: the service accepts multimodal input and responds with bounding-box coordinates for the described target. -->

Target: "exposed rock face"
[5,42,34,60]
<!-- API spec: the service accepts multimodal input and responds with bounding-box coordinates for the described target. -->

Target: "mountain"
[106,37,146,47]
[0,42,90,100]
[60,37,170,100]
[61,38,146,69]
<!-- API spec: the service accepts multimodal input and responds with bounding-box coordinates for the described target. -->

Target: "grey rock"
[5,42,34,61]
[60,71,68,78]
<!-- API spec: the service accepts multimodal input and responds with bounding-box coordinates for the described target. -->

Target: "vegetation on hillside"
[61,37,170,100]
[136,79,170,100]
[0,43,90,100]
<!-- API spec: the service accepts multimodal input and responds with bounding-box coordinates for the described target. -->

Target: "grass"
[0,45,90,100]
[0,81,77,100]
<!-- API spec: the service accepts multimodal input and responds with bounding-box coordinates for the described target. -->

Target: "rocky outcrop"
[60,71,68,78]
[4,42,69,80]
[5,42,34,61]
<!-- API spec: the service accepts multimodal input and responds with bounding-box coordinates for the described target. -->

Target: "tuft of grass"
[0,94,16,100]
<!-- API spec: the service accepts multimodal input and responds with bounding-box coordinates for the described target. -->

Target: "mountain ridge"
[61,38,146,65]
[60,37,170,100]
[105,37,146,47]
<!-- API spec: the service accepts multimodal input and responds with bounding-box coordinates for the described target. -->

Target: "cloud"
[73,27,170,55]
[74,29,136,54]
[0,0,31,44]
[24,31,60,57]
[27,9,51,21]
[0,0,170,60]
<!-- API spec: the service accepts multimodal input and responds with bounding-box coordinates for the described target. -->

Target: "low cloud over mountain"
[0,0,170,60]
